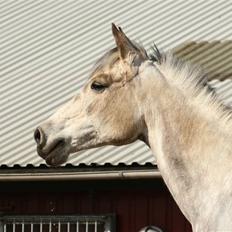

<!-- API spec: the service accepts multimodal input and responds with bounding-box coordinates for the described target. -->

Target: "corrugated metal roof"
[1,0,232,167]
[173,41,232,80]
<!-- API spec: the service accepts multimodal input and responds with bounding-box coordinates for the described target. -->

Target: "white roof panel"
[1,0,232,167]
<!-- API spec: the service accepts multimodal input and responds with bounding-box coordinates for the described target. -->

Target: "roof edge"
[0,169,161,182]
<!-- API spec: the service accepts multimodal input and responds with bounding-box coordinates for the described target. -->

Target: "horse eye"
[91,82,107,92]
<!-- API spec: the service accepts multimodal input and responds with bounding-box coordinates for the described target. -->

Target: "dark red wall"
[0,179,192,232]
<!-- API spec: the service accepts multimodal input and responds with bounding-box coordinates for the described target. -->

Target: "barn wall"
[0,179,191,232]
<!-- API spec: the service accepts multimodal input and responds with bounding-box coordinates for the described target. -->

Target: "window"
[0,214,115,232]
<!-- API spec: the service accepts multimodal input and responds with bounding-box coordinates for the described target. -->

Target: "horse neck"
[138,65,232,223]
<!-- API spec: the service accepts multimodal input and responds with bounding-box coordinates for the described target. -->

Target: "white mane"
[151,51,232,128]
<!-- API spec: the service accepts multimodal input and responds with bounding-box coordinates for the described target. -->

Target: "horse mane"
[149,43,163,64]
[149,44,232,126]
[149,44,211,89]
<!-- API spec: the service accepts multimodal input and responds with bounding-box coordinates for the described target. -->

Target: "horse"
[34,24,232,231]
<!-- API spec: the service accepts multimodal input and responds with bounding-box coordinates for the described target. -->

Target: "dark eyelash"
[91,82,107,92]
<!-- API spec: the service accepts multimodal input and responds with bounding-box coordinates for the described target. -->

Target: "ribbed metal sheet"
[173,41,232,80]
[1,0,232,167]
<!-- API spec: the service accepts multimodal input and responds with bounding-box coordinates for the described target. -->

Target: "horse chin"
[37,145,70,167]
[45,151,69,167]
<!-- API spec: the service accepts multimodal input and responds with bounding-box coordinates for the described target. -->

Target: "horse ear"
[111,23,136,60]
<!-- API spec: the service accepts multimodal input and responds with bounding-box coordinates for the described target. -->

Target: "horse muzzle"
[34,126,70,166]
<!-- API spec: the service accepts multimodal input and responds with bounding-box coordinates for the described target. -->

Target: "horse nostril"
[56,138,65,147]
[34,127,46,147]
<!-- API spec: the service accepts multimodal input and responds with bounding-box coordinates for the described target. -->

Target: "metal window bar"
[0,214,115,232]
[49,221,51,232]
[76,221,79,232]
[58,221,61,232]
[95,221,97,232]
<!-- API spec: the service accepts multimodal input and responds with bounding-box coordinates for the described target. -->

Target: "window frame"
[0,214,116,232]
